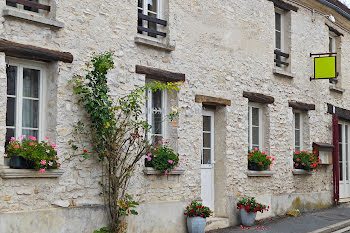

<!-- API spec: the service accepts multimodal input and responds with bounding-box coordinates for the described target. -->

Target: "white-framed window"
[248,104,263,150]
[329,34,336,53]
[275,9,284,52]
[6,0,40,13]
[294,112,302,151]
[138,0,162,38]
[146,88,166,143]
[5,58,46,148]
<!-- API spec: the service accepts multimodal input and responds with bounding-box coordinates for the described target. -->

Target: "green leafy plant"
[184,200,212,218]
[248,149,273,171]
[70,53,181,232]
[145,141,180,174]
[293,150,320,171]
[237,197,269,213]
[6,136,59,172]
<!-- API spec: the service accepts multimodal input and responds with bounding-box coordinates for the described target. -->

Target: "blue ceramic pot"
[187,217,206,233]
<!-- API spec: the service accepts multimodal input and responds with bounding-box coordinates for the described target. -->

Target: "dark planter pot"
[248,161,266,171]
[144,158,153,168]
[10,155,28,169]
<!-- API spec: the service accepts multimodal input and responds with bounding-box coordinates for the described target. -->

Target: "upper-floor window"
[146,88,166,143]
[137,0,167,39]
[6,0,50,13]
[248,104,262,150]
[329,34,336,53]
[274,8,290,69]
[6,59,46,148]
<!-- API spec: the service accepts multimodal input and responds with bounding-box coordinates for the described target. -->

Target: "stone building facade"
[0,0,350,232]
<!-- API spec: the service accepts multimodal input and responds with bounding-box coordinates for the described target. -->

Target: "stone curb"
[308,219,350,233]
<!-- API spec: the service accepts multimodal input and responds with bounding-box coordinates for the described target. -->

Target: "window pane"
[7,65,17,95]
[275,31,281,50]
[203,133,211,148]
[138,0,143,8]
[252,126,259,146]
[138,9,143,34]
[248,107,251,147]
[295,129,300,148]
[22,129,38,139]
[24,0,39,12]
[329,37,333,53]
[5,128,15,151]
[202,149,211,164]
[295,113,300,129]
[275,12,281,31]
[152,90,162,109]
[22,99,39,128]
[23,68,40,98]
[148,0,157,12]
[147,12,157,37]
[203,116,211,132]
[6,97,16,126]
[252,108,259,126]
[6,1,17,7]
[152,111,162,134]
[339,124,343,143]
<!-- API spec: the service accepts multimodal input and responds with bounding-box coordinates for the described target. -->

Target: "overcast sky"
[340,0,350,7]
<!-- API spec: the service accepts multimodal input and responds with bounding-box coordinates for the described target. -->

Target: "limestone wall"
[0,0,348,232]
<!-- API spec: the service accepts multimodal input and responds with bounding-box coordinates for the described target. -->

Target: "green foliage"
[93,227,110,233]
[248,149,273,171]
[184,200,212,218]
[145,141,179,173]
[293,150,320,171]
[70,53,181,232]
[237,197,269,213]
[6,136,59,170]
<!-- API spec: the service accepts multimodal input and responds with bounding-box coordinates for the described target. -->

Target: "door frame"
[339,122,350,199]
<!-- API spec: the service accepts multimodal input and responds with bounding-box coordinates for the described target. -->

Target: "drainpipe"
[332,114,339,203]
[315,0,350,21]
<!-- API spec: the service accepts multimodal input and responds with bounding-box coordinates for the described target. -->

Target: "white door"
[339,123,350,199]
[201,110,215,210]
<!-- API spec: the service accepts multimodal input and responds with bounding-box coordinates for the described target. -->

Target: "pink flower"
[50,143,56,148]
[48,161,53,166]
[46,149,50,153]
[13,145,19,149]
[24,148,27,150]
[255,147,258,151]
[18,135,25,140]
[39,168,45,173]
[40,160,46,165]
[30,142,35,146]
[57,163,60,168]
[29,136,36,141]
[158,141,162,145]
[45,136,50,141]
[147,153,152,156]
[168,160,174,164]
[164,170,168,176]
[10,137,15,142]
[147,157,152,162]
[165,139,169,143]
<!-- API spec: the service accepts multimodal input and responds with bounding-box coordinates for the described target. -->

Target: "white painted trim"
[5,57,47,141]
[275,8,285,52]
[293,111,303,151]
[202,109,215,168]
[329,34,336,53]
[248,103,263,150]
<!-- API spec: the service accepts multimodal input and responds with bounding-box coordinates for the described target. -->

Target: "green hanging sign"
[314,56,336,79]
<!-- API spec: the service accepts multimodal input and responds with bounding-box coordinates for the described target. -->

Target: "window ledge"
[292,169,314,175]
[329,84,345,94]
[273,68,295,79]
[0,168,64,178]
[3,8,64,28]
[143,167,184,175]
[135,36,175,52]
[247,170,275,177]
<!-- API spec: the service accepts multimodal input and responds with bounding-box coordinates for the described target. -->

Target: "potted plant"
[293,150,320,171]
[237,197,269,227]
[248,148,274,171]
[145,140,180,174]
[184,201,212,233]
[6,136,60,173]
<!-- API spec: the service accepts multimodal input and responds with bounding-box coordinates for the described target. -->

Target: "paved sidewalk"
[208,207,350,233]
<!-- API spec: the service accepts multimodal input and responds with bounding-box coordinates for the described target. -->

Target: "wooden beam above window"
[135,65,185,82]
[289,101,316,111]
[195,95,231,106]
[268,0,298,12]
[326,24,344,37]
[327,103,350,121]
[0,39,73,63]
[243,91,275,104]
